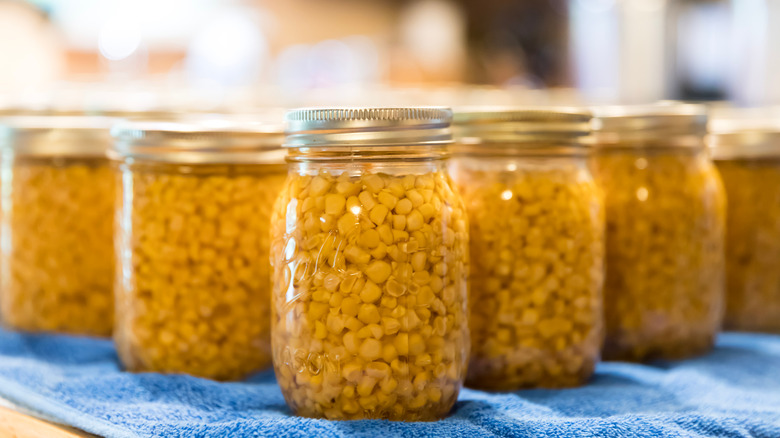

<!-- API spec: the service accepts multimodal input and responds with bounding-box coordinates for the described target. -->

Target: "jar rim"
[592,103,707,147]
[707,107,780,159]
[284,107,453,148]
[452,106,592,145]
[111,118,286,164]
[708,131,780,159]
[0,115,113,157]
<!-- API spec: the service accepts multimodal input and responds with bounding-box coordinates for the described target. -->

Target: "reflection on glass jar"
[592,105,726,362]
[0,117,115,336]
[451,109,604,389]
[271,108,469,421]
[111,120,286,380]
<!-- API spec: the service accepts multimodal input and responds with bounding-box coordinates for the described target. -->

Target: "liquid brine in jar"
[0,116,115,336]
[111,120,286,380]
[271,108,469,421]
[451,108,604,390]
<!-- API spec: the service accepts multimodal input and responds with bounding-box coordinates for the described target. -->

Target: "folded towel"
[0,328,778,437]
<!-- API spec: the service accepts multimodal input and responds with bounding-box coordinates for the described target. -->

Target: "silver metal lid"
[0,116,113,157]
[453,107,592,144]
[111,118,285,164]
[284,107,452,148]
[708,107,780,159]
[593,104,707,146]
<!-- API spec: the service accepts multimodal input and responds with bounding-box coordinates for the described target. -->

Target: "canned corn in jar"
[271,108,469,420]
[591,105,726,362]
[0,116,115,336]
[450,108,604,390]
[709,112,780,333]
[111,119,287,380]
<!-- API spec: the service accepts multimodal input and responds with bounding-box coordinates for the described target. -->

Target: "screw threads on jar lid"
[283,107,453,148]
[708,107,780,159]
[0,116,113,157]
[592,104,708,147]
[111,119,285,164]
[452,107,593,144]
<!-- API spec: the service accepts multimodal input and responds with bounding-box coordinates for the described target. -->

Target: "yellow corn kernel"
[415,353,432,367]
[341,297,360,317]
[325,193,347,215]
[342,360,363,382]
[417,287,435,307]
[365,260,392,284]
[364,323,384,339]
[370,244,387,260]
[394,333,409,356]
[370,205,390,226]
[344,331,360,354]
[336,180,359,196]
[413,371,430,391]
[342,399,360,414]
[322,274,341,292]
[309,175,330,195]
[409,333,425,356]
[380,378,399,394]
[377,223,393,244]
[390,359,409,376]
[392,214,407,231]
[378,191,398,210]
[359,229,381,249]
[419,203,435,220]
[357,376,378,397]
[345,316,363,332]
[314,321,328,339]
[360,281,382,304]
[358,395,379,411]
[406,210,424,231]
[359,338,383,361]
[329,291,345,308]
[395,198,413,215]
[358,304,381,325]
[382,344,398,362]
[309,302,329,320]
[359,191,377,210]
[365,362,391,379]
[327,314,345,334]
[411,252,427,272]
[342,385,356,398]
[382,317,401,335]
[364,174,385,193]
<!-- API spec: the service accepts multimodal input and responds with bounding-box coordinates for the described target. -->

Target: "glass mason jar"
[709,113,780,333]
[0,116,115,336]
[450,108,604,389]
[271,108,470,421]
[591,105,726,362]
[111,120,286,380]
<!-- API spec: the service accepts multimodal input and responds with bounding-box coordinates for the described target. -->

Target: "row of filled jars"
[0,104,776,421]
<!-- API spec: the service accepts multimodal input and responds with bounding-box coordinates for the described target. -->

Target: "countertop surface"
[0,397,94,437]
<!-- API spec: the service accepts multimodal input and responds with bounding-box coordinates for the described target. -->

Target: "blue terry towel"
[0,328,778,438]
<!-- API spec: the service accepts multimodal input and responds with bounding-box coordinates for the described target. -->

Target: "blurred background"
[0,0,775,112]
